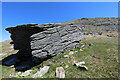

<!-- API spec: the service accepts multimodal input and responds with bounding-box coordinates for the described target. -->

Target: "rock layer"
[6,23,83,63]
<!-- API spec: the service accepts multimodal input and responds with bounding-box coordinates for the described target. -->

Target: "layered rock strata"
[6,23,83,64]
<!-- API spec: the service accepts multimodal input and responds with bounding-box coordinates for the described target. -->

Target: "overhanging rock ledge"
[5,23,83,69]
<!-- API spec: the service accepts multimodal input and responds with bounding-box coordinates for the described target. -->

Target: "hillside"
[0,18,119,79]
[61,17,118,33]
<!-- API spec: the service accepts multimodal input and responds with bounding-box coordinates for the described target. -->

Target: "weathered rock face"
[31,24,83,63]
[6,23,83,63]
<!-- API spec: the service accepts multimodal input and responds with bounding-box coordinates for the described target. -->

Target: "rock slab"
[31,66,50,78]
[6,23,83,64]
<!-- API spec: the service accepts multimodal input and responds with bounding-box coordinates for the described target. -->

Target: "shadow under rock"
[1,51,53,72]
[1,52,40,72]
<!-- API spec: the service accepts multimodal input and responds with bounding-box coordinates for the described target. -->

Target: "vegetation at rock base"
[1,34,118,78]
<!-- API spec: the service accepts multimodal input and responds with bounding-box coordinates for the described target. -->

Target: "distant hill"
[61,17,118,33]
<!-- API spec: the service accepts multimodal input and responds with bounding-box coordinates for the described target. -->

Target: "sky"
[1,2,118,41]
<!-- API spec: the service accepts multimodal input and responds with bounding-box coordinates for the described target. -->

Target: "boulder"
[5,23,83,64]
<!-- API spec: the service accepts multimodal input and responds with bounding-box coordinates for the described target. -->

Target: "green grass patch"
[1,37,118,78]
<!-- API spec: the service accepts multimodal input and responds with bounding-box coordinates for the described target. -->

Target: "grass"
[40,37,118,78]
[1,36,119,78]
[0,40,18,78]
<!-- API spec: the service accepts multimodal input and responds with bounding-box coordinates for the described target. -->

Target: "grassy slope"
[37,37,118,78]
[1,35,119,78]
[0,40,18,78]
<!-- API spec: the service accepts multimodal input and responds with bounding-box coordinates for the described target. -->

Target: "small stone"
[64,55,69,58]
[9,72,21,77]
[10,65,14,68]
[81,45,85,48]
[79,65,88,70]
[80,49,83,51]
[69,51,74,55]
[89,43,93,46]
[74,61,88,70]
[0,53,7,56]
[31,66,50,78]
[65,65,69,68]
[20,70,32,77]
[74,51,78,53]
[74,61,85,66]
[56,67,65,78]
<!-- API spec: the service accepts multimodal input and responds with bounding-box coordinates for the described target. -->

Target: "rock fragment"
[69,51,74,55]
[64,55,69,58]
[9,72,21,77]
[65,65,69,68]
[89,43,93,46]
[74,61,88,70]
[80,45,85,48]
[56,67,65,78]
[74,61,85,66]
[31,66,50,78]
[5,23,83,66]
[79,65,88,70]
[20,70,32,77]
[80,49,83,51]
[0,53,7,56]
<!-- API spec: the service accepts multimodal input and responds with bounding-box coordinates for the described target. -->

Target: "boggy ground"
[0,33,119,78]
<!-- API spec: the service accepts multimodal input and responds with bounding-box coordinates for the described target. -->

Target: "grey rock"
[65,65,69,68]
[74,61,85,66]
[64,55,69,58]
[80,49,83,51]
[79,65,88,70]
[9,72,21,77]
[69,51,74,55]
[89,43,93,46]
[74,61,88,70]
[20,70,32,77]
[0,53,7,56]
[6,23,82,65]
[80,45,85,48]
[31,66,50,78]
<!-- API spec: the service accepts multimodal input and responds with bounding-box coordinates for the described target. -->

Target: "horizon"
[1,2,118,42]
